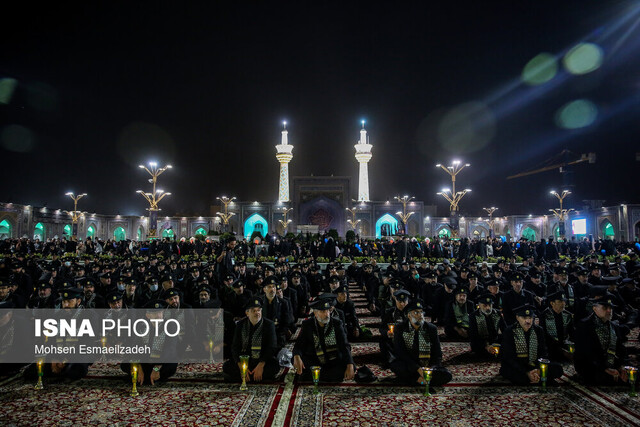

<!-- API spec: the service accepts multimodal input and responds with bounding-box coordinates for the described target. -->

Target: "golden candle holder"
[423,367,433,396]
[491,343,501,358]
[240,355,250,391]
[311,366,321,394]
[538,358,549,392]
[209,339,214,363]
[624,366,638,397]
[130,364,139,397]
[387,323,395,336]
[101,336,107,348]
[34,359,44,390]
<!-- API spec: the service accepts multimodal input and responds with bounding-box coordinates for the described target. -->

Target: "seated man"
[391,299,452,387]
[293,297,355,383]
[223,298,280,382]
[121,300,178,385]
[260,278,294,347]
[500,304,563,386]
[443,287,474,340]
[379,289,410,367]
[574,294,629,386]
[469,294,505,358]
[334,285,360,341]
[540,291,574,362]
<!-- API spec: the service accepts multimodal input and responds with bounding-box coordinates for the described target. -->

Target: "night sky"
[1,1,639,217]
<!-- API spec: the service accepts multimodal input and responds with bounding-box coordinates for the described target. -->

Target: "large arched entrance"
[437,226,451,238]
[522,226,536,242]
[63,224,72,240]
[162,228,175,239]
[195,227,207,237]
[0,219,12,239]
[601,219,615,240]
[34,222,45,241]
[376,214,399,238]
[86,224,96,240]
[244,214,268,239]
[114,227,126,241]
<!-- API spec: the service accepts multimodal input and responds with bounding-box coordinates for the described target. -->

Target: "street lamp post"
[278,207,293,235]
[64,192,87,240]
[549,190,573,240]
[346,207,362,233]
[436,160,471,237]
[137,162,172,239]
[483,207,498,238]
[394,195,415,235]
[216,196,236,233]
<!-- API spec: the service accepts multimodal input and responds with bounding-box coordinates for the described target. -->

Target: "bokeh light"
[555,99,598,129]
[563,43,603,75]
[436,102,496,153]
[521,53,558,85]
[1,125,36,153]
[0,78,18,104]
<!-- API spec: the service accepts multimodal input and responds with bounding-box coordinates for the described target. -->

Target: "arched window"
[0,219,11,239]
[195,227,207,236]
[162,228,175,239]
[86,225,95,239]
[34,222,45,241]
[63,224,72,240]
[113,227,126,241]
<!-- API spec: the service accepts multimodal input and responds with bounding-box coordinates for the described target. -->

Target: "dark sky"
[1,1,639,217]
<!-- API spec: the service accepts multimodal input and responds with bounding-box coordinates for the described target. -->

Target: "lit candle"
[209,339,214,362]
[387,323,395,335]
[130,364,139,397]
[240,355,250,391]
[101,336,107,347]
[492,344,501,357]
[538,358,549,392]
[311,366,321,394]
[34,359,44,390]
[624,366,638,397]
[423,367,433,397]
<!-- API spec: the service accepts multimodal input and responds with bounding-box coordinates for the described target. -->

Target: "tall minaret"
[275,121,293,202]
[354,120,372,201]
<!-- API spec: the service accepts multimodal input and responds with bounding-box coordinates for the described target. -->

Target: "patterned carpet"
[1,282,640,426]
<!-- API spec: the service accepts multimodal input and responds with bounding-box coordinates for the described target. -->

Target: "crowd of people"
[1,232,639,391]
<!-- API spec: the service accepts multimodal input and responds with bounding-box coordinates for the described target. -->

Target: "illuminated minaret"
[354,120,372,202]
[275,121,293,202]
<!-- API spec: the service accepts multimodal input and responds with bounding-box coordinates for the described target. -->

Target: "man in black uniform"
[293,297,355,383]
[469,294,505,358]
[334,284,360,341]
[223,298,280,383]
[261,278,294,347]
[502,273,537,326]
[443,287,474,340]
[574,295,629,386]
[540,291,574,362]
[391,299,452,387]
[500,304,563,386]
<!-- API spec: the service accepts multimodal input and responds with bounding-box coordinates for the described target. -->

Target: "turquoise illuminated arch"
[162,228,175,239]
[34,222,44,240]
[114,227,126,241]
[195,227,207,236]
[0,219,11,239]
[87,225,95,239]
[438,227,451,237]
[244,214,268,239]
[375,214,399,239]
[63,224,72,239]
[522,226,536,241]
[137,226,144,241]
[603,221,615,240]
